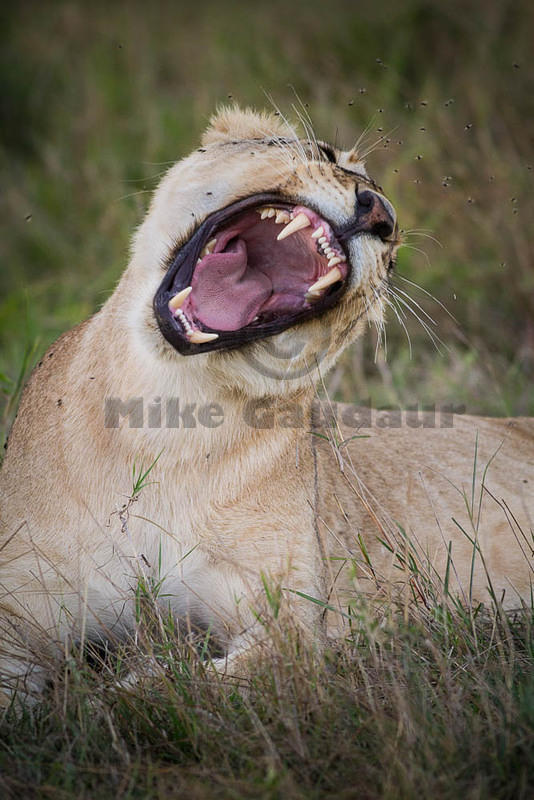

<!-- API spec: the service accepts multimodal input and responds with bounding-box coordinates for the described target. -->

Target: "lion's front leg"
[0,609,57,708]
[172,554,327,686]
[209,605,326,689]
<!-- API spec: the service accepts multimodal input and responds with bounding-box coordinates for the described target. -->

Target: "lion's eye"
[318,143,337,164]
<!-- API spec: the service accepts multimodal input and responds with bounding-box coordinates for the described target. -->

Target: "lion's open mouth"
[153,193,350,354]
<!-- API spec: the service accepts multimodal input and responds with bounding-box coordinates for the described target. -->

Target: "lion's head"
[125,106,398,396]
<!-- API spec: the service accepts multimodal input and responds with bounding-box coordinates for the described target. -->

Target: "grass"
[1,561,534,799]
[1,0,534,796]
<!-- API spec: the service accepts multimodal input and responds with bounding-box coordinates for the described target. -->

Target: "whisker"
[122,169,170,184]
[389,285,437,326]
[384,292,413,358]
[399,242,433,270]
[352,114,378,157]
[359,135,386,161]
[288,86,322,165]
[254,120,304,179]
[114,189,153,203]
[369,287,387,361]
[262,91,310,171]
[392,299,442,352]
[362,293,382,358]
[388,288,448,353]
[394,273,459,324]
[359,125,399,161]
[401,231,443,248]
[402,227,439,233]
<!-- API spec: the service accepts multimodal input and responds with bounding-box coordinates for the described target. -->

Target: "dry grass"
[1,544,533,799]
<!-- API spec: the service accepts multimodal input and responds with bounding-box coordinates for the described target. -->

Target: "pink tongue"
[190,240,272,331]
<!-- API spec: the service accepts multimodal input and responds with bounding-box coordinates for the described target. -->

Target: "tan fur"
[201,104,295,145]
[1,107,532,702]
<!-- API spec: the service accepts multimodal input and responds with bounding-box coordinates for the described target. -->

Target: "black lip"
[153,192,351,356]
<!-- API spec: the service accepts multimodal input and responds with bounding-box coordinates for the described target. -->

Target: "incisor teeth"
[277,212,311,241]
[318,236,327,244]
[307,266,343,295]
[169,286,193,311]
[275,210,290,224]
[187,330,219,344]
[328,256,342,267]
[311,226,324,239]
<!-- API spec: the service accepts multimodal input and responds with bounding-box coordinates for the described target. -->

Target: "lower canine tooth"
[169,286,193,311]
[188,330,219,344]
[277,212,311,241]
[200,240,217,258]
[307,266,343,294]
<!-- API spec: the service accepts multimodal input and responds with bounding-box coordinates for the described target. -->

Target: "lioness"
[1,106,533,703]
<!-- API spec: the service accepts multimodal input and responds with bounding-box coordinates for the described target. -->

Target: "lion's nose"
[355,189,396,240]
[337,188,397,243]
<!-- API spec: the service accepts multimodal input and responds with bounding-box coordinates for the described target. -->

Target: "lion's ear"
[201,104,296,146]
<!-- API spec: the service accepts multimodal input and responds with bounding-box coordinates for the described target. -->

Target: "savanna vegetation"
[0,1,533,797]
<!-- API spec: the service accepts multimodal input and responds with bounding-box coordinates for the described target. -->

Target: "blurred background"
[1,0,533,444]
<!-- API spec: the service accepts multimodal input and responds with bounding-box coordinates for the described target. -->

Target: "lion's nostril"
[357,190,373,210]
[356,189,395,240]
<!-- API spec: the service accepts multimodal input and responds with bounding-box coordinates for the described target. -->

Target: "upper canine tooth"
[327,256,342,267]
[311,226,324,239]
[277,212,311,241]
[307,266,343,294]
[275,210,290,224]
[169,286,193,311]
[187,330,219,344]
